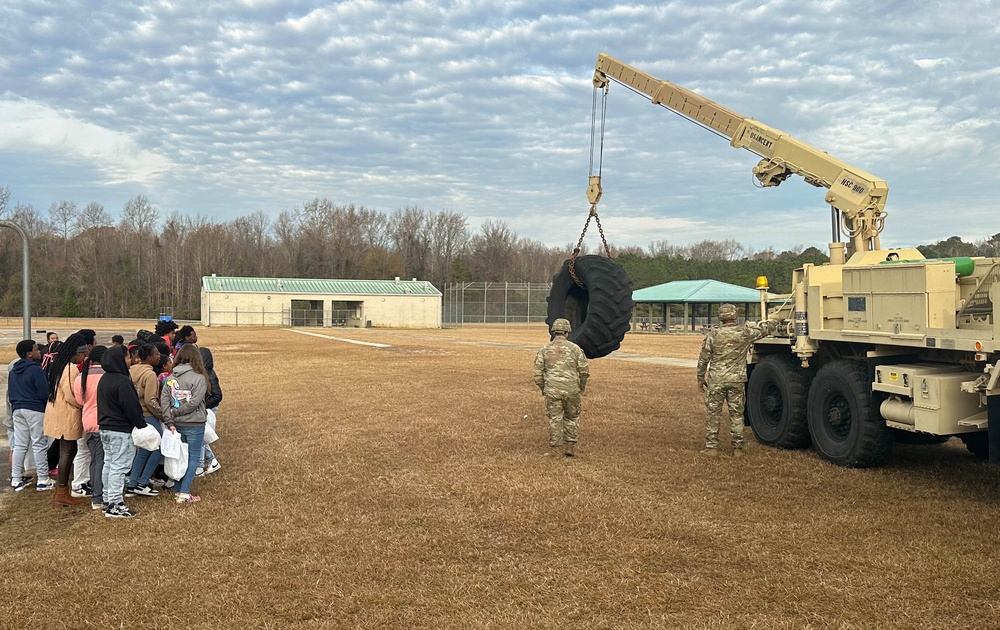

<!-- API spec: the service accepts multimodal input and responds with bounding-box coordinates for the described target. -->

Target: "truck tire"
[746,354,812,449]
[546,255,634,359]
[807,360,892,467]
[959,433,989,459]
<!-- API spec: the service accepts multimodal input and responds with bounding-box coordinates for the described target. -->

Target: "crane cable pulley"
[570,84,612,287]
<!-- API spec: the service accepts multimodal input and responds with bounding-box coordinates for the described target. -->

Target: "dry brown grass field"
[2,321,999,629]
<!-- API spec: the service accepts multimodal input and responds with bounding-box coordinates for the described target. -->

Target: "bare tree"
[467,219,517,281]
[0,185,10,217]
[48,200,79,267]
[48,200,79,240]
[120,195,159,298]
[76,202,113,233]
[688,238,748,261]
[9,203,47,239]
[426,210,469,286]
[648,239,688,258]
[389,206,430,279]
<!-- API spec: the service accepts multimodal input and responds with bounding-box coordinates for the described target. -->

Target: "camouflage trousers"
[545,391,581,447]
[704,382,745,449]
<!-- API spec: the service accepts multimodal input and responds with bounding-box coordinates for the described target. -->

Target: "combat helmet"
[719,303,738,322]
[550,318,572,334]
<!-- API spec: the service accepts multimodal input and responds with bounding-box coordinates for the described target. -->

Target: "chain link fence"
[442,282,552,327]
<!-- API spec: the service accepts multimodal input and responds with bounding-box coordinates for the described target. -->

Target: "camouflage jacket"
[697,319,783,386]
[533,337,589,396]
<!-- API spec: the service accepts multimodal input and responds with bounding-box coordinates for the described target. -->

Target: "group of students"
[4,321,223,519]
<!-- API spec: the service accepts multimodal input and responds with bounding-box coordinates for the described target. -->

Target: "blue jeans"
[174,424,205,495]
[128,417,163,489]
[101,430,135,505]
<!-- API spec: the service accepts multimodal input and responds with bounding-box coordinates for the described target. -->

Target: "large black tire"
[959,432,989,459]
[546,255,634,359]
[807,360,892,467]
[746,354,812,449]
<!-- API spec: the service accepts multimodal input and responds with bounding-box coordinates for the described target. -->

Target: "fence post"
[235,306,239,326]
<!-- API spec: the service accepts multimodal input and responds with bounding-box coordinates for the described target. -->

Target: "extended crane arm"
[592,53,889,253]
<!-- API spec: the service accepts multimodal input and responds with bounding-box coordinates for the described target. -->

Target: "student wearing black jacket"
[198,347,223,476]
[97,345,147,519]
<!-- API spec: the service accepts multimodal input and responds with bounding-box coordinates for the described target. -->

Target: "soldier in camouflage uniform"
[533,318,589,457]
[696,303,784,457]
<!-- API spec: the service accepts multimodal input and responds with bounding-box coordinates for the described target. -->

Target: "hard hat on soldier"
[719,304,738,321]
[551,318,572,333]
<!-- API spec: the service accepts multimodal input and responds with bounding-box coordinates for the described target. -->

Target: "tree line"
[1,185,997,319]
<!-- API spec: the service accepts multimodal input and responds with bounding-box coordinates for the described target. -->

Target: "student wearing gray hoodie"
[160,344,210,504]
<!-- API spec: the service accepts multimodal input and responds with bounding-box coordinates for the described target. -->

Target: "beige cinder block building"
[201,276,442,328]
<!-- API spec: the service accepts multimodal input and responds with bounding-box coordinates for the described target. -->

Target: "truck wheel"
[746,354,812,449]
[959,433,989,459]
[807,360,892,467]
[546,255,634,359]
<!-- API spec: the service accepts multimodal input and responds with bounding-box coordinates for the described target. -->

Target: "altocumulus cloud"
[1,0,999,251]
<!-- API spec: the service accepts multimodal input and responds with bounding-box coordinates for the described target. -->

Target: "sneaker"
[149,477,166,489]
[204,459,222,475]
[124,487,137,498]
[104,503,138,519]
[48,468,58,477]
[36,479,56,491]
[11,478,32,492]
[194,467,205,478]
[175,493,201,504]
[71,483,93,498]
[133,485,160,497]
[92,502,104,511]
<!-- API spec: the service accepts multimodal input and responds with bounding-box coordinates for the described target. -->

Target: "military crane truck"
[590,53,1000,467]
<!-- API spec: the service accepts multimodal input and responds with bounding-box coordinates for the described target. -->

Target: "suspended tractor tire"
[546,255,634,359]
[807,360,893,468]
[746,354,812,449]
[959,432,989,459]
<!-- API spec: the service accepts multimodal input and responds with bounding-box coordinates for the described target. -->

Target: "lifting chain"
[569,204,612,287]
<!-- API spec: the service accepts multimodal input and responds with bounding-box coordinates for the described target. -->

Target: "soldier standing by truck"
[697,304,784,457]
[533,318,590,457]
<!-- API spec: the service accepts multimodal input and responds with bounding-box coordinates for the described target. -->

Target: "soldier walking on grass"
[533,318,589,457]
[696,303,784,457]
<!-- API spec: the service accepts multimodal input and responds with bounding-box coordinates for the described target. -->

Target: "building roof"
[632,279,766,303]
[201,276,442,296]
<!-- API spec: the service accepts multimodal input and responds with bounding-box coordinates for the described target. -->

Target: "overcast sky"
[2,0,998,253]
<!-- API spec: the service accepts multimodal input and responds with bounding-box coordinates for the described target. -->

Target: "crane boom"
[592,53,890,253]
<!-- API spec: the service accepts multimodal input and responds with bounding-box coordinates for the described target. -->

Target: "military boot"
[563,442,576,457]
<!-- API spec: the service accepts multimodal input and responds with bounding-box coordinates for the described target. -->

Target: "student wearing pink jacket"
[72,346,107,511]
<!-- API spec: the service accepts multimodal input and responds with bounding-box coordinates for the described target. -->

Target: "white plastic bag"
[206,408,217,430]
[164,442,189,481]
[160,428,182,459]
[203,421,219,445]
[132,424,161,451]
